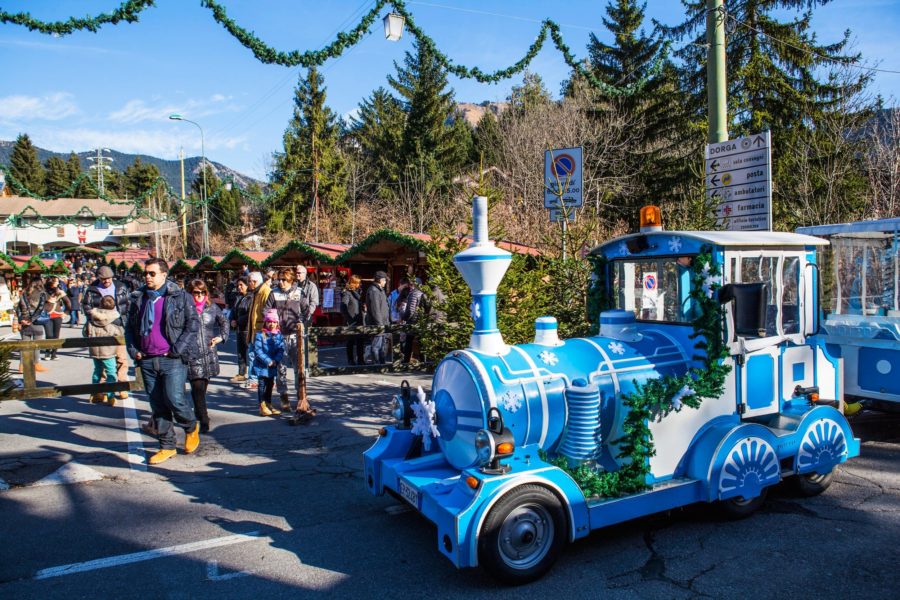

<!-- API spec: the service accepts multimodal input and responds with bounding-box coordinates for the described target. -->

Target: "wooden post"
[21,346,36,389]
[296,320,309,412]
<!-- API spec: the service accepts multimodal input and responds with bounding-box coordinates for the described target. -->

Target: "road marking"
[206,560,252,581]
[32,463,104,487]
[122,395,147,471]
[34,531,265,580]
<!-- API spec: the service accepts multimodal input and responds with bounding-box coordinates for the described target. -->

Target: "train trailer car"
[798,218,900,411]
[365,198,859,584]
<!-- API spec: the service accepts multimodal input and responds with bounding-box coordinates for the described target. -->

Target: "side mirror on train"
[719,283,767,339]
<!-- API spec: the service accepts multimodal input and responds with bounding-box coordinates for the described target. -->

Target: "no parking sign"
[643,273,657,291]
[544,147,583,209]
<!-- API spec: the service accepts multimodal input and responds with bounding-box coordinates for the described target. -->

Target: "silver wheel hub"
[498,504,554,569]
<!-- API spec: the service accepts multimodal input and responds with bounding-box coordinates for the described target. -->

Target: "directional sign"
[705,131,771,231]
[544,147,583,208]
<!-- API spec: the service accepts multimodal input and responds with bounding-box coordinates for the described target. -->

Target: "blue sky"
[1,0,898,181]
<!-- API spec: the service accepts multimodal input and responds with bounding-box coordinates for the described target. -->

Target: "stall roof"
[169,258,198,274]
[262,241,336,267]
[215,250,272,271]
[334,230,428,264]
[192,255,223,272]
[798,217,900,237]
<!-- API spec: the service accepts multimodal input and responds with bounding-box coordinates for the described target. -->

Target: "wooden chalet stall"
[334,230,428,291]
[168,259,198,287]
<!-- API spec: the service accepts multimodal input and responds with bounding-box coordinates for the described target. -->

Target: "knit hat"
[264,308,279,323]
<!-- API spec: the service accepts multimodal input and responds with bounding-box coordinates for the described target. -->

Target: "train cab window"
[782,257,800,334]
[740,256,779,336]
[613,257,695,324]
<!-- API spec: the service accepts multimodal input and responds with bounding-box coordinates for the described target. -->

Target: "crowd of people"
[12,256,441,466]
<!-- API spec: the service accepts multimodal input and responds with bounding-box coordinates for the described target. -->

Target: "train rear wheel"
[794,471,833,497]
[719,487,768,519]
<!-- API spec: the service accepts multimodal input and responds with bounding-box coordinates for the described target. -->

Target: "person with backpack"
[15,278,48,373]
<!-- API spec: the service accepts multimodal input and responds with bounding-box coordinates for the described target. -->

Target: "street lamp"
[169,113,210,256]
[383,12,405,41]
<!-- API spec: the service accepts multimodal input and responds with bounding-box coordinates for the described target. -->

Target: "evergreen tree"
[388,40,472,186]
[350,87,406,188]
[665,1,872,224]
[583,0,692,227]
[507,70,553,115]
[472,109,502,167]
[44,156,70,198]
[270,67,346,233]
[9,133,45,195]
[123,157,161,202]
[66,152,92,198]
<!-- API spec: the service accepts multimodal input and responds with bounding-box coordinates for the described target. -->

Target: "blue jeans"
[92,357,117,400]
[139,356,194,450]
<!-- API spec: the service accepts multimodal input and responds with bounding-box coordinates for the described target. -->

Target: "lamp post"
[169,113,210,256]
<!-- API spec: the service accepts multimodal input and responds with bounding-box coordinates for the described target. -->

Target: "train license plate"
[398,479,419,509]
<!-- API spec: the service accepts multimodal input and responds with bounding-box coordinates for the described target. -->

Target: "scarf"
[140,288,164,337]
[194,297,206,314]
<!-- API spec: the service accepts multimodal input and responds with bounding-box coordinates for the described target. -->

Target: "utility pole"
[707,0,728,143]
[86,147,113,197]
[179,147,188,257]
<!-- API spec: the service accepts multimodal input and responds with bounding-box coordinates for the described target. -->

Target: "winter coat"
[186,301,230,380]
[364,284,389,326]
[83,279,130,324]
[16,290,47,324]
[403,288,426,324]
[124,279,200,363]
[341,288,363,326]
[230,291,252,332]
[297,278,319,323]
[68,284,84,311]
[85,308,123,359]
[44,289,71,317]
[251,330,285,379]
[246,282,271,343]
[265,284,305,336]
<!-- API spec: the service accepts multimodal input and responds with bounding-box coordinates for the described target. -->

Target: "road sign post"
[544,147,583,260]
[705,131,772,231]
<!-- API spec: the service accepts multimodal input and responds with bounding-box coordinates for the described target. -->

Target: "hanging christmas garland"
[2,1,667,95]
[0,0,154,35]
[547,245,731,498]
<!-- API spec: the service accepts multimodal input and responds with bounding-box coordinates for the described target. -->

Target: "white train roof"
[797,217,900,237]
[594,230,827,255]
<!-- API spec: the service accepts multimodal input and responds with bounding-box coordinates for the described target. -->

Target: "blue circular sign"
[644,275,656,290]
[551,154,576,178]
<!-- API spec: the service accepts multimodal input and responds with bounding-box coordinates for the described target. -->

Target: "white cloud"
[0,92,79,122]
[108,95,238,124]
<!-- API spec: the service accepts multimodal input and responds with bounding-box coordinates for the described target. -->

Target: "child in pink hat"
[252,308,284,416]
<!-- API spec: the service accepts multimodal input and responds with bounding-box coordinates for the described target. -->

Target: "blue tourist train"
[364,197,859,584]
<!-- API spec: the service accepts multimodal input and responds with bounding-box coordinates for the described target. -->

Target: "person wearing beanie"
[252,308,285,416]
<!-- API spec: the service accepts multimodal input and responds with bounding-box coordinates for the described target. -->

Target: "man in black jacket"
[124,258,200,465]
[364,271,390,363]
[83,265,131,398]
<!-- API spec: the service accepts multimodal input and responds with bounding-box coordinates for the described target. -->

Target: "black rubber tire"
[794,471,833,497]
[478,484,567,585]
[719,487,768,520]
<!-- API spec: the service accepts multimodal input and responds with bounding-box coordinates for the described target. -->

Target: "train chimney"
[453,196,512,355]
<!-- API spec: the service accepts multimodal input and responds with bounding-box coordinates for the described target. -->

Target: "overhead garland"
[1,0,665,96]
[0,0,154,34]
[548,245,731,498]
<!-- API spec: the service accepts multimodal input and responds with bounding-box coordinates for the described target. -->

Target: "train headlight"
[392,380,413,428]
[475,407,515,474]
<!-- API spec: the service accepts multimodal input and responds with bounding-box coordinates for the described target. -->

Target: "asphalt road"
[1,326,898,599]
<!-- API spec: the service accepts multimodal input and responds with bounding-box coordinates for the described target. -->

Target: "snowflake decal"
[470,300,481,321]
[538,350,559,366]
[670,385,695,410]
[668,236,683,253]
[499,390,523,413]
[409,386,440,451]
[608,341,625,355]
[701,263,721,298]
[618,242,629,257]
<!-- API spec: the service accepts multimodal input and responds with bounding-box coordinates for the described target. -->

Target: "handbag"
[33,310,50,325]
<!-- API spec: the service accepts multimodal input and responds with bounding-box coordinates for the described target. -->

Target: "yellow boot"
[259,402,273,416]
[148,449,176,465]
[184,423,200,454]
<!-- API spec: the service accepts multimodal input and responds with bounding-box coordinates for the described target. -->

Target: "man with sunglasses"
[124,258,200,465]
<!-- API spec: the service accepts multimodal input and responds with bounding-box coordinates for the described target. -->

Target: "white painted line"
[122,394,147,471]
[206,560,252,581]
[32,463,104,487]
[34,531,265,580]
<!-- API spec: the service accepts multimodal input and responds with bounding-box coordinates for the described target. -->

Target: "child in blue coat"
[253,309,285,416]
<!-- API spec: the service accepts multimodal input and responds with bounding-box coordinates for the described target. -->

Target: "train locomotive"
[364,196,859,584]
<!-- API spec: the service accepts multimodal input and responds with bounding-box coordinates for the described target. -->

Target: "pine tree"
[270,66,346,233]
[124,157,161,202]
[44,156,70,198]
[66,152,92,198]
[583,0,692,227]
[472,109,502,167]
[665,1,872,225]
[350,87,406,188]
[388,40,472,186]
[9,133,45,196]
[507,70,553,115]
